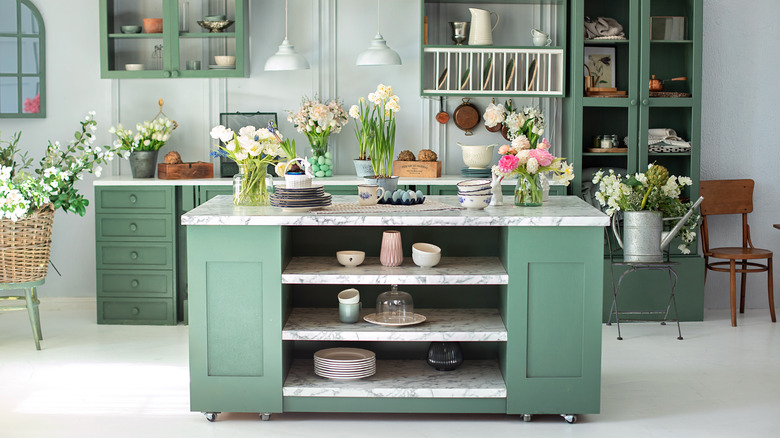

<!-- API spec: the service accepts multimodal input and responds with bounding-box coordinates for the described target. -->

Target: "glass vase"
[233,163,269,206]
[308,136,333,177]
[514,172,543,207]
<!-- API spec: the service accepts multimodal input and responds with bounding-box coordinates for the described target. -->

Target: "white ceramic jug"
[468,8,499,45]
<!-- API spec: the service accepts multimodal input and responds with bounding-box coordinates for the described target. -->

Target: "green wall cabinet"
[95,186,177,325]
[99,0,249,79]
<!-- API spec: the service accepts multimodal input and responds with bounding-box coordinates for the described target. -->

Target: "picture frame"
[584,46,616,88]
[651,16,687,40]
[217,112,278,177]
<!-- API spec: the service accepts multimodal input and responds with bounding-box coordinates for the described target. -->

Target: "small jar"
[600,134,618,149]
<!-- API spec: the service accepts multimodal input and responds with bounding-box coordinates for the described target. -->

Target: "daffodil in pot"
[491,137,574,206]
[210,124,291,206]
[363,84,400,192]
[287,96,349,177]
[349,97,376,177]
[109,115,176,178]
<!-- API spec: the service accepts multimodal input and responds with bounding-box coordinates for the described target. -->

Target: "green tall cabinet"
[566,0,704,321]
[99,0,249,79]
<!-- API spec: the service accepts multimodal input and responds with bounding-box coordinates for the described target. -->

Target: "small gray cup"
[186,60,201,70]
[339,302,361,324]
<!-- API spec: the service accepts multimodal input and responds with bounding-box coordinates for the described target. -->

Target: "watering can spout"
[660,196,704,251]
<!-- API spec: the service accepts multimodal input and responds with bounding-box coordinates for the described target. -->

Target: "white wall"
[1,0,778,310]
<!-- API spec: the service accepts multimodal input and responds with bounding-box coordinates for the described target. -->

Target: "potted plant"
[362,84,400,192]
[491,138,574,206]
[287,96,348,177]
[109,113,176,178]
[348,97,375,177]
[1,113,122,282]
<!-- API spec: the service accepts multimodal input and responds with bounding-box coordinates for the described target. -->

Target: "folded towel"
[648,128,677,138]
[647,128,690,149]
[584,17,625,39]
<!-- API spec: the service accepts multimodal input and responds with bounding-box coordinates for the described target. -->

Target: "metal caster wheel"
[522,414,532,422]
[204,412,219,422]
[260,413,271,421]
[562,414,577,424]
[677,336,684,340]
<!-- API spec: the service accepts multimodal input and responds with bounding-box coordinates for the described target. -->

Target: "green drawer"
[96,242,173,270]
[95,214,173,241]
[97,269,174,298]
[95,186,173,214]
[197,186,232,206]
[97,298,175,325]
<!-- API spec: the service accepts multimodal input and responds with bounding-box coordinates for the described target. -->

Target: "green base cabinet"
[186,219,604,418]
[95,186,177,325]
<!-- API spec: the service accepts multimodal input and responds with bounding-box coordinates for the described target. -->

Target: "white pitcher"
[468,8,499,46]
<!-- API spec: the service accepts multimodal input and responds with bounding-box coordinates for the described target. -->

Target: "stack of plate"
[461,167,492,178]
[271,185,331,211]
[313,347,376,380]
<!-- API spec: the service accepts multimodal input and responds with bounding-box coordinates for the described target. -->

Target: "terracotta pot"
[143,18,163,34]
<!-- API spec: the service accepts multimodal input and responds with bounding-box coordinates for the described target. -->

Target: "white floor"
[1,301,778,438]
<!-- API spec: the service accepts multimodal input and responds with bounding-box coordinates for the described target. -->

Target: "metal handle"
[171,70,180,78]
[642,99,650,106]
[131,280,139,288]
[130,251,138,260]
[129,194,137,203]
[629,99,637,106]
[129,223,138,232]
[131,307,140,315]
[163,70,172,78]
[611,216,624,249]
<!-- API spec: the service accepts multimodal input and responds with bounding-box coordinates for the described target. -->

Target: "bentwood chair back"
[699,179,775,327]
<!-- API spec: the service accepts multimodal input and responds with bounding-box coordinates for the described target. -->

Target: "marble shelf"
[283,359,507,398]
[282,308,508,342]
[282,257,508,285]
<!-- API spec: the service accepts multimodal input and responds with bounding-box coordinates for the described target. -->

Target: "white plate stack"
[313,347,376,380]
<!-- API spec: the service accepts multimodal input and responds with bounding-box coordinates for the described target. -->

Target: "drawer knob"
[642,99,650,106]
[131,307,140,315]
[129,194,138,203]
[130,251,139,260]
[129,223,138,232]
[131,280,139,288]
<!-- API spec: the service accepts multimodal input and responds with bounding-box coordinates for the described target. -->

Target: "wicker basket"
[0,205,55,283]
[284,158,313,189]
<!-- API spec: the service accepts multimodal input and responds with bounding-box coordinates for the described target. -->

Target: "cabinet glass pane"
[20,2,39,34]
[0,1,16,33]
[583,0,632,40]
[110,0,164,34]
[187,0,236,34]
[21,37,39,74]
[178,36,236,71]
[109,37,165,71]
[0,37,17,73]
[0,77,18,114]
[580,106,629,175]
[21,76,39,113]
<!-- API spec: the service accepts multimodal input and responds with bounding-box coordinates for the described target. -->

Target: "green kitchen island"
[182,195,609,423]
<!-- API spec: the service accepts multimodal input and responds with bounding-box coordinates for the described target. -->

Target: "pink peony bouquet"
[492,137,574,184]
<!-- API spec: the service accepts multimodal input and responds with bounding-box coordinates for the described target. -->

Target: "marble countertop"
[181,195,609,227]
[93,174,552,186]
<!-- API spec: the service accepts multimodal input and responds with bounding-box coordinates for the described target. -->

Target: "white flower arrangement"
[287,96,348,158]
[109,116,175,152]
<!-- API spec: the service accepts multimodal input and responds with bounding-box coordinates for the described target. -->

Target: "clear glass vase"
[514,172,543,206]
[233,163,269,206]
[308,136,333,177]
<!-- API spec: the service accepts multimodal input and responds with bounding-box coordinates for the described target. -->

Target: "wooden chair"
[0,279,44,350]
[699,179,775,327]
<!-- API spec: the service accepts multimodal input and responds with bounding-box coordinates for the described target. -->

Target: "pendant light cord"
[376,0,381,34]
[285,0,289,39]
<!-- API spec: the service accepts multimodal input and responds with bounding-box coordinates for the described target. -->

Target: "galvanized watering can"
[612,196,703,262]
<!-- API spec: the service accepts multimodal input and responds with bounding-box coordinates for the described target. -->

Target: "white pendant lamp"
[356,0,401,66]
[264,0,310,71]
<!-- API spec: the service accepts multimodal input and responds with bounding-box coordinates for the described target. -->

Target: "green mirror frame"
[0,0,45,118]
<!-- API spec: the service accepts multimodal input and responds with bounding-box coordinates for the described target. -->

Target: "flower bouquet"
[491,137,574,206]
[109,111,177,178]
[360,84,400,190]
[287,96,348,177]
[485,101,545,147]
[210,123,293,206]
[592,164,699,254]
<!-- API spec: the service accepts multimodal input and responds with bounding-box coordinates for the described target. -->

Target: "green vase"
[514,172,543,207]
[232,163,269,206]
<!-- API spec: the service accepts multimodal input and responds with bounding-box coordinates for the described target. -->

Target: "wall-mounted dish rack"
[422,47,564,97]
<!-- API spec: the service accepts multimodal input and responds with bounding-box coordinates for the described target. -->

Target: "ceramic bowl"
[121,25,142,34]
[125,63,145,71]
[214,55,236,66]
[336,250,365,267]
[458,193,492,210]
[458,187,492,196]
[337,288,360,304]
[412,243,441,268]
[204,14,227,21]
[197,20,235,33]
[142,18,163,33]
[456,179,492,193]
[458,143,496,169]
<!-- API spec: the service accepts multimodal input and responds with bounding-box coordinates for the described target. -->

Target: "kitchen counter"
[181,195,607,227]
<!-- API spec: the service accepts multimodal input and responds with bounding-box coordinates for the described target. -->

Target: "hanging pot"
[453,98,480,136]
[435,96,449,124]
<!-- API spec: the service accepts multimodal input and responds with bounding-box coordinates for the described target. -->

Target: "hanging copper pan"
[453,98,480,136]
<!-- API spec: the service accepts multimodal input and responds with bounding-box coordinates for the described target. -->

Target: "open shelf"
[282,257,508,285]
[283,308,508,342]
[283,359,507,398]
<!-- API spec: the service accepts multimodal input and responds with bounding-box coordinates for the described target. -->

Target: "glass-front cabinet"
[99,0,248,79]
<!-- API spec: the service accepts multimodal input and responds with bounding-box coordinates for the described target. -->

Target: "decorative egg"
[317,156,326,165]
[315,170,325,177]
[319,164,330,172]
[325,158,333,166]
[308,156,317,164]
[324,151,333,159]
[392,190,402,202]
[384,191,393,201]
[402,192,411,202]
[325,170,333,177]
[408,190,417,200]
[311,164,320,172]
[416,190,424,199]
